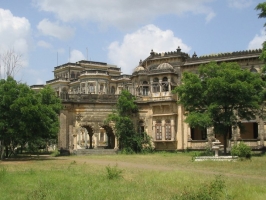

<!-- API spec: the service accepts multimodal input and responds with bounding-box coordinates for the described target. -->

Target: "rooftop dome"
[133,60,145,72]
[157,63,173,70]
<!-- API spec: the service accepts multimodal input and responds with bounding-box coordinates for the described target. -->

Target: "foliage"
[231,141,252,159]
[106,90,152,153]
[173,62,265,152]
[105,164,123,180]
[50,149,60,157]
[0,77,62,159]
[174,175,228,200]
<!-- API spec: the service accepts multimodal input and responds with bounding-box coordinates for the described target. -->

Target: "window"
[165,119,171,140]
[155,120,162,140]
[71,72,75,78]
[191,127,207,140]
[100,84,104,93]
[153,78,160,93]
[111,86,115,94]
[89,83,94,93]
[162,77,169,92]
[143,81,149,96]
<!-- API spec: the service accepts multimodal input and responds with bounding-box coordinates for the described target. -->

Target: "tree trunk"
[5,145,8,158]
[0,140,5,160]
[223,133,227,154]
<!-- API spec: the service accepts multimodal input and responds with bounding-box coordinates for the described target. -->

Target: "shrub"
[174,175,228,200]
[50,149,60,157]
[231,141,251,159]
[105,164,123,180]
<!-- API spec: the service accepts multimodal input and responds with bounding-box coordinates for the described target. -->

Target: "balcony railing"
[61,93,119,103]
[135,95,177,102]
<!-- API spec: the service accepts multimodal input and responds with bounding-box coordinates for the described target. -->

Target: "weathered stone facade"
[33,48,266,153]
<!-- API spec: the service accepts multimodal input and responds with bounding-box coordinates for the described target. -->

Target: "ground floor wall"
[58,102,266,153]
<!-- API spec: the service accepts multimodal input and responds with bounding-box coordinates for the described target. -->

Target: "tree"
[105,90,151,153]
[0,49,22,80]
[0,77,62,159]
[173,62,265,153]
[255,2,266,147]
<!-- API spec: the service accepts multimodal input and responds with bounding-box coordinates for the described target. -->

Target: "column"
[152,120,156,140]
[258,117,265,147]
[85,81,88,94]
[96,80,98,94]
[170,119,175,141]
[85,130,88,148]
[114,135,118,149]
[73,135,77,150]
[103,83,106,94]
[78,130,81,145]
[168,78,171,93]
[162,120,165,141]
[94,133,99,149]
[159,79,162,95]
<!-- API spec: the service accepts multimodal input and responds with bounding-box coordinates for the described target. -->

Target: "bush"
[231,141,252,159]
[50,149,60,157]
[174,175,228,200]
[105,164,123,180]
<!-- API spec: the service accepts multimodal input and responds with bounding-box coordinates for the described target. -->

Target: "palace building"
[32,47,266,153]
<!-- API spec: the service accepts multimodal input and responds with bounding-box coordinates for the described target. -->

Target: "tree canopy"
[0,77,62,159]
[173,62,265,152]
[105,90,152,153]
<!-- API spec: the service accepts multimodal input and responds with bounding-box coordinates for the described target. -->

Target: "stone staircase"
[75,149,118,155]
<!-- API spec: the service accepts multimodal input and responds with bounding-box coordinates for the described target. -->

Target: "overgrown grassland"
[0,153,266,200]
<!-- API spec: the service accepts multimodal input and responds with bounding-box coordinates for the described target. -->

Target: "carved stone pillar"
[187,126,192,141]
[171,119,175,141]
[162,119,165,141]
[258,118,265,147]
[94,133,99,149]
[85,81,88,94]
[152,120,156,140]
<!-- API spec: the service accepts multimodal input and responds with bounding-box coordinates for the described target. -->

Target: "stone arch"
[82,125,94,149]
[101,125,116,149]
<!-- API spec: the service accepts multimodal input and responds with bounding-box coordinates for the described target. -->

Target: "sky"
[0,0,266,85]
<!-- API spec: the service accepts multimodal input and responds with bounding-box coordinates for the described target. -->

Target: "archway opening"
[101,125,115,149]
[83,125,94,149]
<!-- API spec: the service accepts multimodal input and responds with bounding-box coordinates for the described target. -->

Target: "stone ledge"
[194,156,238,162]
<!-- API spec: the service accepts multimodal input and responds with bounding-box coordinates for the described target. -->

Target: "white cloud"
[37,19,75,40]
[0,8,31,61]
[37,40,52,48]
[69,49,86,63]
[248,29,266,50]
[108,24,191,74]
[227,0,253,9]
[34,0,215,29]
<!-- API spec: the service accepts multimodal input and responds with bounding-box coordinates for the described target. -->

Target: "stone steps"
[75,149,118,155]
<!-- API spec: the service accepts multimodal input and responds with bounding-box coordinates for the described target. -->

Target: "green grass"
[0,152,266,199]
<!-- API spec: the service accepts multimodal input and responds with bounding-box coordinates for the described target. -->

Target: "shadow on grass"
[0,153,67,162]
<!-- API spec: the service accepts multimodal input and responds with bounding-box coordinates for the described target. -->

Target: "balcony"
[61,93,119,103]
[46,78,69,84]
[135,95,177,103]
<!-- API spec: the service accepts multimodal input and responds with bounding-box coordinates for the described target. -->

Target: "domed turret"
[133,60,145,72]
[157,63,173,70]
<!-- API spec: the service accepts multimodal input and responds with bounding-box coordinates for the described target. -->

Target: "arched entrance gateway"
[72,120,117,151]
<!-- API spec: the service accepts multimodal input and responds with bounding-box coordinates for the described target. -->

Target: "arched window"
[100,84,104,93]
[111,86,116,94]
[153,78,159,93]
[162,77,169,92]
[71,71,75,78]
[143,81,149,96]
[165,119,171,140]
[89,83,94,93]
[155,120,162,140]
